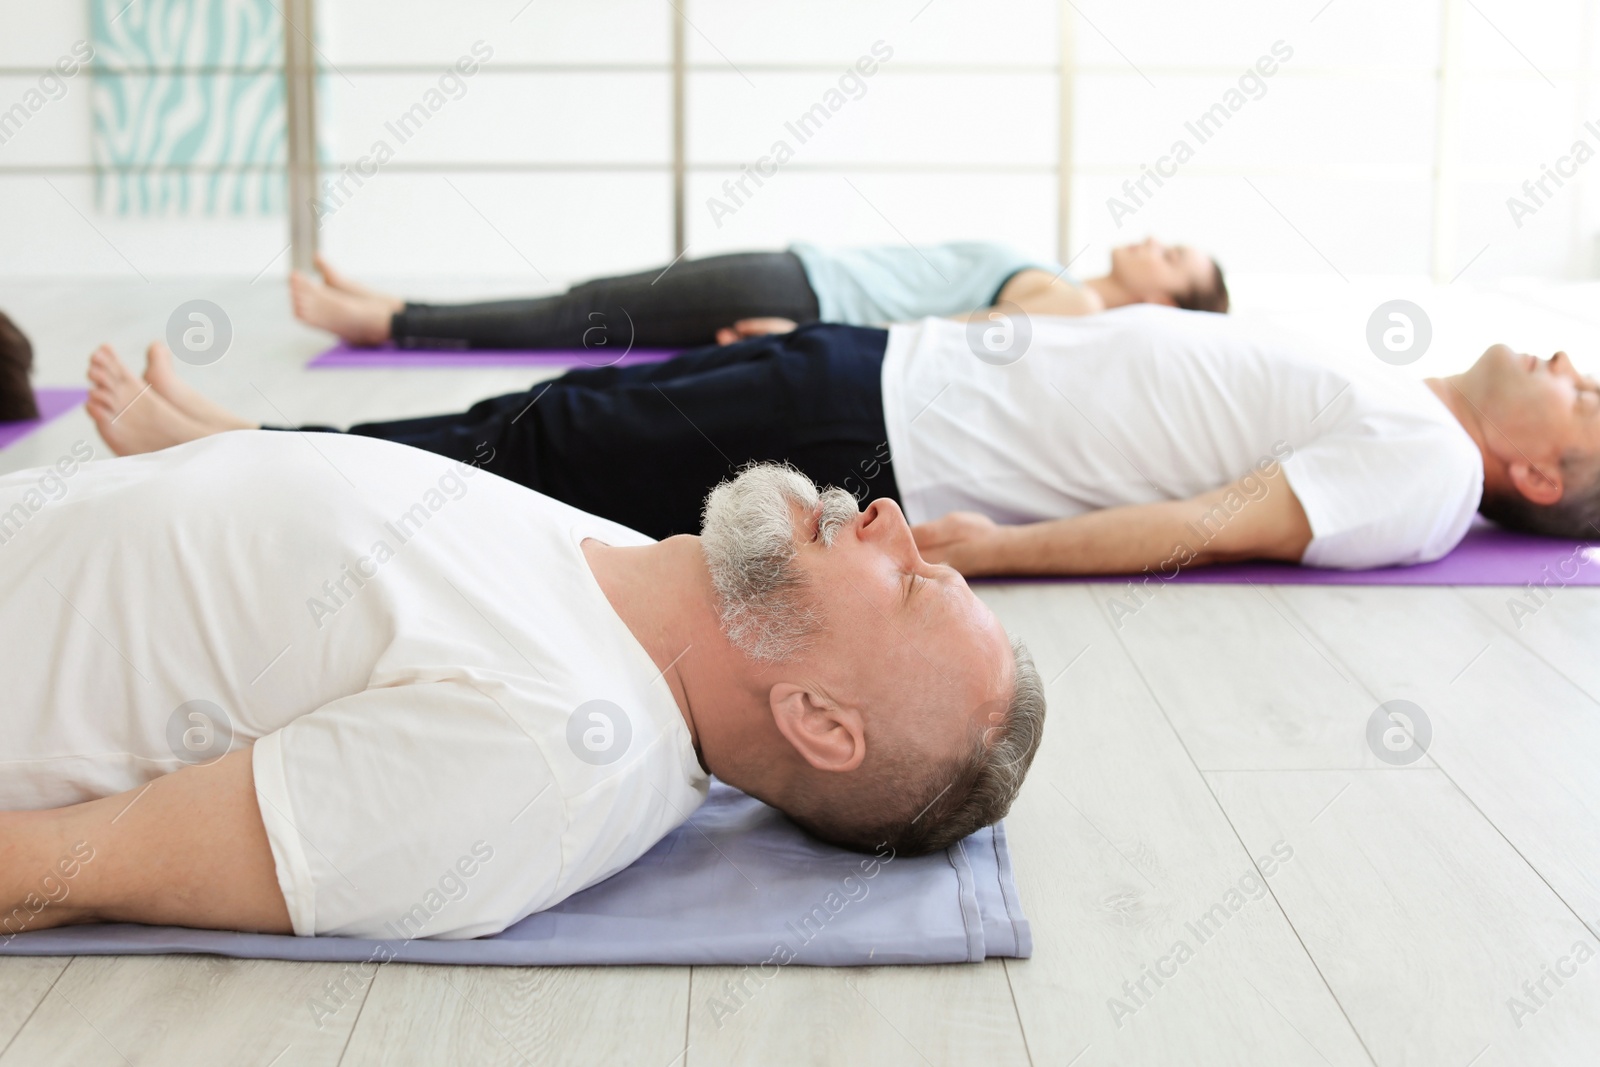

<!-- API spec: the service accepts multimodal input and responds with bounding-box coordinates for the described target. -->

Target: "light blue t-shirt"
[789,241,1066,326]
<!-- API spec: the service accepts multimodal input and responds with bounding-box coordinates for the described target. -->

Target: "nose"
[858,498,921,559]
[1552,351,1599,391]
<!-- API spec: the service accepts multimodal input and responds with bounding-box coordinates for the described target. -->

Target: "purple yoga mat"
[1007,520,1600,587]
[260,352,1600,588]
[308,342,678,369]
[0,388,88,449]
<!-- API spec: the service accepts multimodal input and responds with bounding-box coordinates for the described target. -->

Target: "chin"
[1468,343,1519,385]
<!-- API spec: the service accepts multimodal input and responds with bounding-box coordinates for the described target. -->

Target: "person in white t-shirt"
[0,435,1044,940]
[895,306,1599,574]
[84,304,1600,577]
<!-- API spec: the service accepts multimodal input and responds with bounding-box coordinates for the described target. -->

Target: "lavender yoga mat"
[308,342,678,369]
[1025,520,1600,587]
[0,781,1030,967]
[0,388,87,449]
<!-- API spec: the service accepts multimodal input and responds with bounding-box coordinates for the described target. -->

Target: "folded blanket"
[1,781,1030,966]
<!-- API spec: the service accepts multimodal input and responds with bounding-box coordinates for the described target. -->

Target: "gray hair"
[1478,448,1600,539]
[784,637,1048,857]
[700,463,859,662]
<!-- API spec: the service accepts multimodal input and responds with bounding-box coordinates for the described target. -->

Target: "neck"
[1082,274,1132,311]
[581,535,774,777]
[1426,374,1501,492]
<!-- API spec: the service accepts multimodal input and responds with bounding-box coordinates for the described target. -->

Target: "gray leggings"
[391,251,820,350]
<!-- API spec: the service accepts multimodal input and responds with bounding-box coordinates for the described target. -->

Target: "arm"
[0,749,291,936]
[716,317,799,345]
[913,466,1313,577]
[948,269,1105,323]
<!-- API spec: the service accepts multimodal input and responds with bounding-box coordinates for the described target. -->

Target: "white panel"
[0,174,288,276]
[1457,0,1586,73]
[1069,0,1439,71]
[0,2,89,66]
[0,72,94,164]
[688,0,1058,65]
[323,72,670,164]
[1072,174,1434,276]
[1453,180,1584,277]
[319,0,670,65]
[686,170,1059,262]
[1455,76,1588,176]
[689,71,1055,166]
[317,171,674,284]
[1073,71,1435,173]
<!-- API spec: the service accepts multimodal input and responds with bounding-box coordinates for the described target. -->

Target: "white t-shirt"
[0,431,708,938]
[880,305,1484,569]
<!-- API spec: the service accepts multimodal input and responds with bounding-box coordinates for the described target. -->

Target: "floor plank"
[980,583,1372,1066]
[0,958,69,1053]
[338,964,689,1067]
[0,956,362,1066]
[687,962,1027,1067]
[1101,584,1402,770]
[1455,585,1600,704]
[1210,768,1600,1066]
[1273,585,1600,924]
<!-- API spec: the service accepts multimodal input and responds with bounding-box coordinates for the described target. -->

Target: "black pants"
[391,251,821,351]
[294,324,898,539]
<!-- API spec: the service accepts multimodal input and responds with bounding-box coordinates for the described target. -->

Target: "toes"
[289,273,318,316]
[144,340,175,378]
[315,254,352,291]
[89,345,131,383]
[87,358,119,392]
[86,389,116,423]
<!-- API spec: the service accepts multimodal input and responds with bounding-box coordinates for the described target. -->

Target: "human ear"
[1509,458,1564,506]
[768,683,866,773]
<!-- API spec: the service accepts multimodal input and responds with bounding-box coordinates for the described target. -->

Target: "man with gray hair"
[0,432,1043,939]
[89,307,1600,578]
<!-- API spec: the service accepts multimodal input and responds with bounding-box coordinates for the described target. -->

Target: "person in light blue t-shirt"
[285,237,1228,352]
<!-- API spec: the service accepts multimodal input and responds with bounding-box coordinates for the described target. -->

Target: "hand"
[715,317,799,345]
[912,511,1004,575]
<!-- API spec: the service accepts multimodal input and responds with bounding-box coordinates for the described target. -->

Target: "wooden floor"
[3,280,1600,1065]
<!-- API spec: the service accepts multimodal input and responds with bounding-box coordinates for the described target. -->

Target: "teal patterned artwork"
[90,0,286,215]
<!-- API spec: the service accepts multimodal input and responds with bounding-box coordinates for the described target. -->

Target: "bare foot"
[314,254,402,309]
[289,271,398,346]
[141,341,256,433]
[86,344,218,456]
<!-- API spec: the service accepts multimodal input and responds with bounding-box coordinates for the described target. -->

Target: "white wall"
[3,0,1600,284]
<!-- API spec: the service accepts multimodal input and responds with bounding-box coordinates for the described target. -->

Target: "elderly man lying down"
[0,434,1043,940]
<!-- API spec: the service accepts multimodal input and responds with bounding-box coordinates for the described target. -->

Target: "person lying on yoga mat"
[85,304,1600,578]
[0,310,40,421]
[289,236,1228,350]
[0,443,1044,939]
